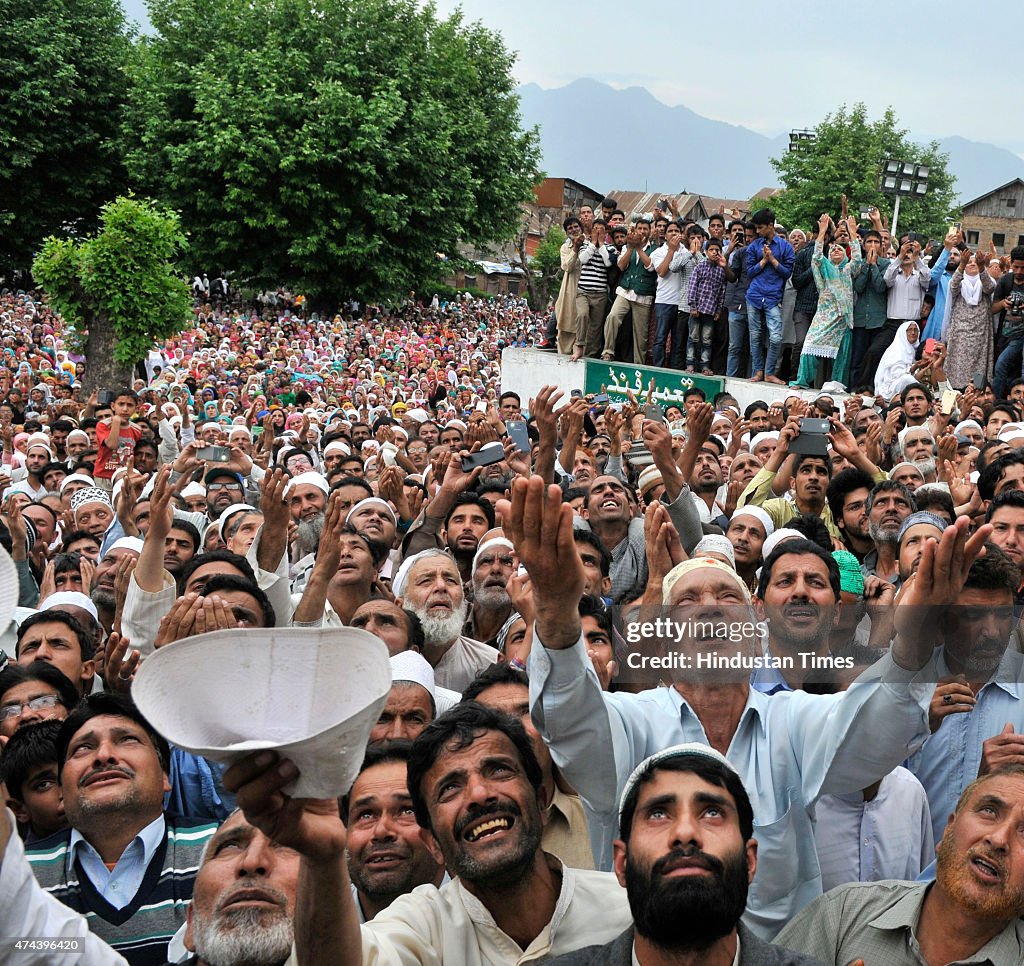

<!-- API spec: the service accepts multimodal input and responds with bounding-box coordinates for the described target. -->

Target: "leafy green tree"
[770,105,958,240]
[532,225,566,306]
[0,0,131,277]
[123,0,541,306]
[32,196,191,392]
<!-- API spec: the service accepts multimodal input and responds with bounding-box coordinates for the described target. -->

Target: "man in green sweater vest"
[25,692,217,966]
[602,219,657,364]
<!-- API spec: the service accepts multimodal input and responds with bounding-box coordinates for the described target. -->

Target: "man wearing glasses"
[203,467,246,522]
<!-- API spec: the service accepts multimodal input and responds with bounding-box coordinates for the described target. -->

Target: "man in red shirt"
[94,388,142,482]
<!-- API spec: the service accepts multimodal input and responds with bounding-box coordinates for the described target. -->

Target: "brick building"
[961,178,1024,254]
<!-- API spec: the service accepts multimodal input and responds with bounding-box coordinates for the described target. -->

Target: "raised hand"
[500,476,583,650]
[105,632,141,694]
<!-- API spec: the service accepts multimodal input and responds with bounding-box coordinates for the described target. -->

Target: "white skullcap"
[40,591,99,622]
[761,527,805,559]
[346,497,397,525]
[219,502,257,540]
[445,419,467,431]
[324,440,351,457]
[285,471,329,496]
[620,743,743,819]
[472,537,513,575]
[389,650,435,700]
[26,442,52,459]
[388,650,461,714]
[693,534,736,566]
[729,505,774,538]
[898,425,934,449]
[179,481,207,499]
[998,423,1024,443]
[888,461,924,481]
[67,429,90,444]
[405,408,429,423]
[954,419,982,435]
[750,431,780,451]
[662,557,752,605]
[60,473,94,492]
[107,536,144,556]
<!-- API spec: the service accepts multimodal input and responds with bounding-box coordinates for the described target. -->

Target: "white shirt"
[433,635,499,692]
[344,862,630,965]
[814,766,934,893]
[649,245,688,305]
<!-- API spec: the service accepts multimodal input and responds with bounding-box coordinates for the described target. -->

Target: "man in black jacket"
[547,744,826,966]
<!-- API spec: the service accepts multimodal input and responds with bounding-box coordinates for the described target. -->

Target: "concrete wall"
[500,348,829,412]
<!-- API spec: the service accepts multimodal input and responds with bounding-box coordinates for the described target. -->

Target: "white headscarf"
[874,322,920,399]
[960,272,983,307]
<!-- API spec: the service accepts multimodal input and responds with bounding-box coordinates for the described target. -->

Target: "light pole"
[879,159,929,241]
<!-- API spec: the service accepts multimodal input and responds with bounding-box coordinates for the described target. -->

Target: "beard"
[935,832,1024,921]
[868,520,899,547]
[191,906,293,966]
[294,513,325,555]
[625,844,749,953]
[473,585,511,611]
[410,599,469,648]
[90,586,116,612]
[913,457,936,479]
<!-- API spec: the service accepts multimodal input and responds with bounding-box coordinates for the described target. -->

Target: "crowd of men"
[1,277,1024,966]
[546,196,1024,401]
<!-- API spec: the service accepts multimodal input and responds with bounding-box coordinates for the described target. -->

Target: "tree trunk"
[515,231,539,310]
[81,310,134,394]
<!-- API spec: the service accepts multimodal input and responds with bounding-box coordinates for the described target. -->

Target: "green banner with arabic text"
[583,360,724,411]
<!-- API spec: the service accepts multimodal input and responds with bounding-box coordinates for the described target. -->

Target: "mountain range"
[516,79,1024,205]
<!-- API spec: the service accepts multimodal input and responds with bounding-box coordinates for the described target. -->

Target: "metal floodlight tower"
[880,158,929,240]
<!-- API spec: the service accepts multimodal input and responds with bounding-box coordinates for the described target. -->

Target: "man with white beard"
[183,810,296,966]
[465,537,515,647]
[394,549,498,691]
[898,425,938,484]
[286,472,329,591]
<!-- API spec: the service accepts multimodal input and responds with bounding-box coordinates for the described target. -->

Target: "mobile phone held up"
[197,445,230,462]
[789,417,830,457]
[461,441,505,473]
[507,421,530,454]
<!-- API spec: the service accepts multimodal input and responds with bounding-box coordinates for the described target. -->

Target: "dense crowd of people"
[1,258,1024,966]
[547,196,1024,404]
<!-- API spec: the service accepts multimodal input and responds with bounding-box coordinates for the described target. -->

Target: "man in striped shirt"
[25,692,217,965]
[573,219,616,360]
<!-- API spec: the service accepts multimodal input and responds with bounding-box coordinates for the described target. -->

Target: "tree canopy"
[32,196,191,391]
[123,0,541,306]
[0,0,131,278]
[769,104,958,240]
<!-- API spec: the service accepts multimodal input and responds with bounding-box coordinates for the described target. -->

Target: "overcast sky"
[121,0,1018,156]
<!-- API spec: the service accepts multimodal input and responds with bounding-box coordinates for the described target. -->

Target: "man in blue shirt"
[512,478,981,939]
[744,208,795,385]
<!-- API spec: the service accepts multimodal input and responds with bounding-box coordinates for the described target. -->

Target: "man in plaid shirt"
[685,237,728,374]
